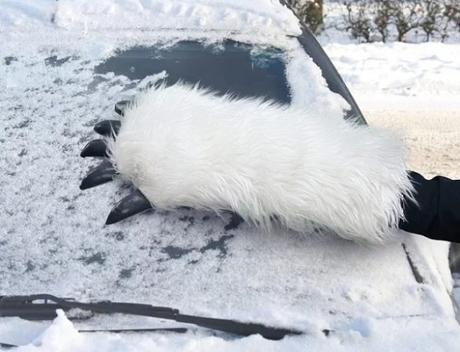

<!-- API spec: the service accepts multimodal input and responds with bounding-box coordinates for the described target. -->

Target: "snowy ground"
[324,41,460,177]
[319,31,460,177]
[318,1,460,180]
[1,1,460,351]
[322,41,460,113]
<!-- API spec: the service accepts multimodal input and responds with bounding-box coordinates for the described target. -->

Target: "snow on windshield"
[0,27,352,313]
[1,30,456,342]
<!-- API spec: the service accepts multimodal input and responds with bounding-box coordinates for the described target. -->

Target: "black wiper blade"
[0,294,302,340]
[0,342,17,349]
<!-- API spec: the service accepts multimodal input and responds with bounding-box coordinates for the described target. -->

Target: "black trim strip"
[401,243,424,284]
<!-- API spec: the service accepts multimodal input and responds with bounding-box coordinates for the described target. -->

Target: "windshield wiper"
[0,294,302,341]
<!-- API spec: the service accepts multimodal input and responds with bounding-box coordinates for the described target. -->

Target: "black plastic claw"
[106,190,153,225]
[115,100,130,116]
[94,120,121,137]
[80,139,109,158]
[80,160,116,190]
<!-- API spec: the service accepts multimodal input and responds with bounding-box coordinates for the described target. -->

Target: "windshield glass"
[95,40,290,104]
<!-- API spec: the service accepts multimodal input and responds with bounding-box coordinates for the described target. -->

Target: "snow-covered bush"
[343,1,373,41]
[374,0,394,42]
[286,0,324,32]
[419,0,445,41]
[391,0,423,42]
[340,0,460,43]
[444,0,460,32]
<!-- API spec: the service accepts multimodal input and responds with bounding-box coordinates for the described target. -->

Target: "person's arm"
[399,171,460,242]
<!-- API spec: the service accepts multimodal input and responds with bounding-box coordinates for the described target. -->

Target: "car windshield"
[3,32,435,339]
[95,40,291,104]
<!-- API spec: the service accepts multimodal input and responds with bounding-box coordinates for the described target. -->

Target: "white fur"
[109,83,413,243]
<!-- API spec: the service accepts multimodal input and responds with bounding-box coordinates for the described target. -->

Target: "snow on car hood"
[1,32,457,339]
[1,0,301,35]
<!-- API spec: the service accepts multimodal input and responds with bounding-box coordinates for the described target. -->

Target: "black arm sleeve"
[399,171,460,243]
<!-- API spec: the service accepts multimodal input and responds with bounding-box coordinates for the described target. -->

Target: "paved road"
[366,110,460,179]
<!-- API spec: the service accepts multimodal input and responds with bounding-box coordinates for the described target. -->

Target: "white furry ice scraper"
[2,0,459,348]
[84,80,413,243]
